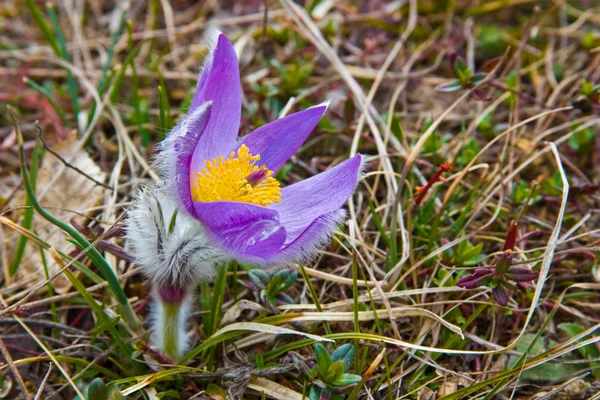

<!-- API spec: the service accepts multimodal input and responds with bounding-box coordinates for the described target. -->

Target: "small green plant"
[504,70,518,107]
[457,138,479,166]
[436,53,497,100]
[254,349,278,370]
[308,344,362,400]
[511,180,542,206]
[247,269,298,305]
[581,31,600,50]
[568,123,596,153]
[445,238,486,267]
[73,378,124,400]
[579,79,600,105]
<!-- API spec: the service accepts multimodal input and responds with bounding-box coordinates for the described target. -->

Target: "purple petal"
[238,104,328,172]
[190,33,242,182]
[156,102,211,216]
[269,209,347,265]
[193,201,286,262]
[271,155,363,243]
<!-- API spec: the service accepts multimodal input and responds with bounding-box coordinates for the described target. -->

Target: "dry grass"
[1,0,600,399]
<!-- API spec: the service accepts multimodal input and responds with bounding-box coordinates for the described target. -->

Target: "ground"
[1,0,600,399]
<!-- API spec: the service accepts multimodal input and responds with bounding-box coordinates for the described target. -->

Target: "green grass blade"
[97,4,128,95]
[46,3,80,119]
[126,20,150,147]
[22,78,68,124]
[25,0,59,54]
[299,265,333,336]
[86,3,128,128]
[38,243,58,322]
[9,139,42,276]
[9,108,138,330]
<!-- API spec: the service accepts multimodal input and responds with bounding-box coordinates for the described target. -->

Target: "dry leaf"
[11,132,106,292]
[247,377,303,400]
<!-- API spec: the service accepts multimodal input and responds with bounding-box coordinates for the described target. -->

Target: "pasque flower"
[128,33,362,361]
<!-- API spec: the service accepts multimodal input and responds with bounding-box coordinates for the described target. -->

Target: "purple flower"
[127,32,362,361]
[156,33,362,267]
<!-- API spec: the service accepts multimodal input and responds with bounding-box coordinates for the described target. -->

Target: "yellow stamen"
[193,144,281,206]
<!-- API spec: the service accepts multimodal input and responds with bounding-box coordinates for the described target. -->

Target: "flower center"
[192,144,281,206]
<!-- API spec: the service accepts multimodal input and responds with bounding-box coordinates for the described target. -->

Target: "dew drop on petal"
[260,231,270,240]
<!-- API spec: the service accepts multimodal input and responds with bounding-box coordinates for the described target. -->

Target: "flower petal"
[271,155,363,243]
[238,103,328,172]
[193,201,286,262]
[269,209,347,265]
[156,102,211,216]
[190,33,242,183]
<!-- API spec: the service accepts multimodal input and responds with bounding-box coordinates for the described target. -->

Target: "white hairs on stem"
[149,284,194,361]
[127,185,224,287]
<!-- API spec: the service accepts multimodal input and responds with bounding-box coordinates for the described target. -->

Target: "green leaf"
[87,378,108,400]
[478,111,495,139]
[453,56,468,75]
[389,113,404,141]
[324,361,346,382]
[581,80,594,96]
[582,32,600,50]
[266,269,297,295]
[568,125,595,153]
[275,163,293,181]
[456,67,472,86]
[107,386,125,400]
[91,316,121,336]
[457,139,479,166]
[205,383,227,400]
[255,350,264,369]
[507,333,583,382]
[248,269,270,289]
[331,344,355,372]
[308,385,321,400]
[156,390,181,399]
[511,180,542,206]
[471,72,488,85]
[314,344,332,375]
[330,373,362,387]
[456,241,485,266]
[436,80,463,93]
[541,171,564,196]
[558,323,600,377]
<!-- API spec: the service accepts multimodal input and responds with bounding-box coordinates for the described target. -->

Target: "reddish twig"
[415,161,452,205]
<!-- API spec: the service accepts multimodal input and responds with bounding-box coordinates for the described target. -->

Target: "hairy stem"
[153,284,191,362]
[162,302,182,361]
